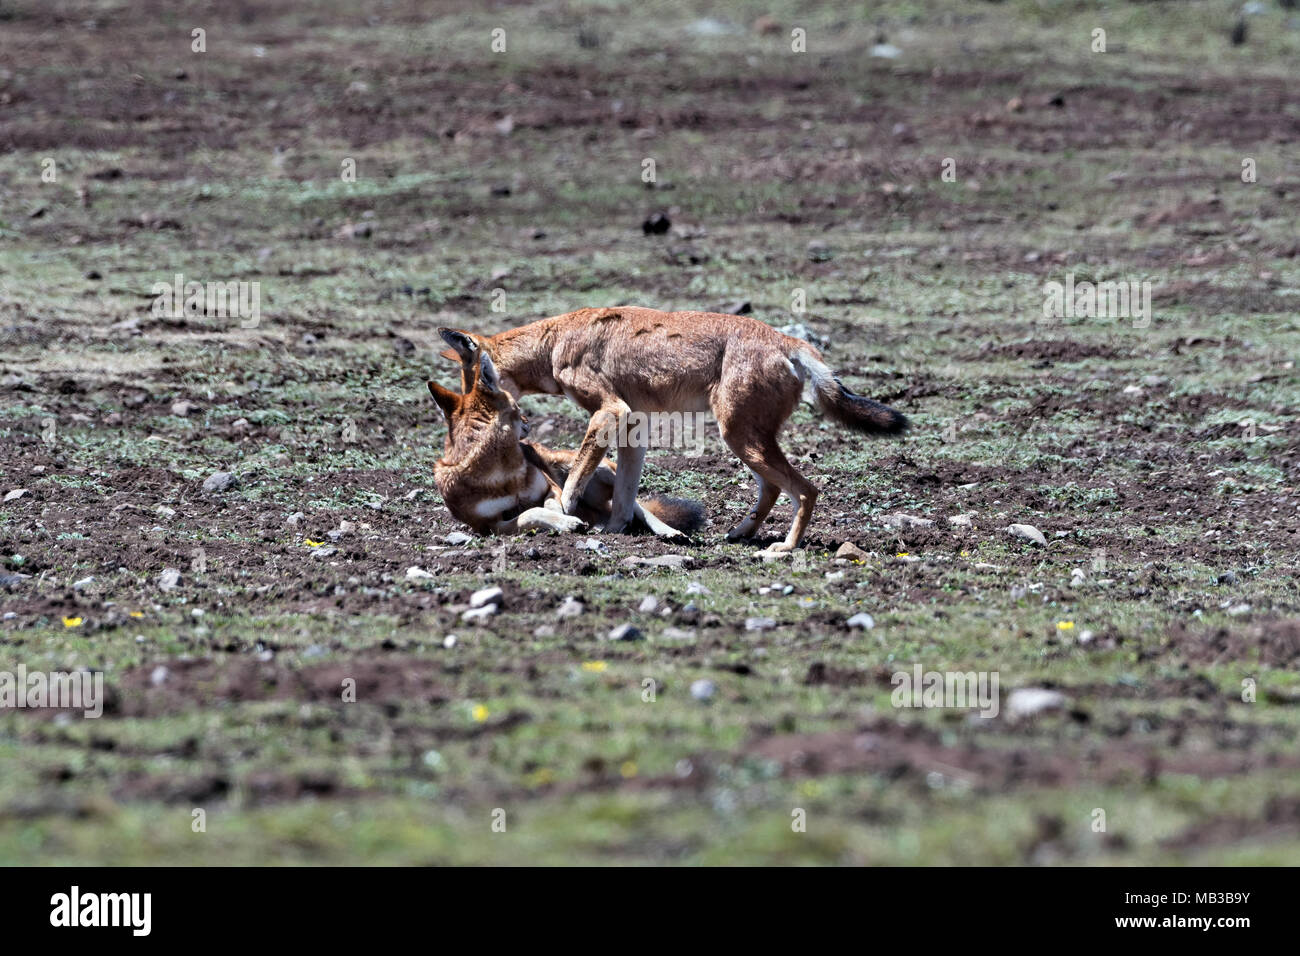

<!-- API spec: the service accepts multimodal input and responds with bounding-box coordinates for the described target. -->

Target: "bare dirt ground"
[1,0,1298,864]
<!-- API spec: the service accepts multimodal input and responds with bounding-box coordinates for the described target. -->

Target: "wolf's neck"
[494,318,558,393]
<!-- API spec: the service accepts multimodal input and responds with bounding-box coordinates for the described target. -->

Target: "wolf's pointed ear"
[427,381,460,423]
[477,353,502,394]
[438,327,479,361]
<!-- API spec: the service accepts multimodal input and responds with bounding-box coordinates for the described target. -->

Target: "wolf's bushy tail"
[790,346,908,436]
[643,495,706,533]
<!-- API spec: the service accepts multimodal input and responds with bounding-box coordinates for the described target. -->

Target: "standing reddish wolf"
[437,306,907,552]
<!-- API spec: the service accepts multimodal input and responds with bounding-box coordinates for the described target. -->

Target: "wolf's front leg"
[560,403,624,516]
[500,507,586,534]
[605,442,647,533]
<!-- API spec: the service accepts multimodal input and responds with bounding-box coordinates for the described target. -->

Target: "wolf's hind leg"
[726,469,782,540]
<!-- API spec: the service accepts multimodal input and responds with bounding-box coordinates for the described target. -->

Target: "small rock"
[870,43,902,59]
[445,531,473,545]
[686,17,737,36]
[310,546,337,559]
[745,617,776,631]
[806,240,833,262]
[1005,688,1067,720]
[533,625,556,638]
[880,513,933,529]
[470,586,504,609]
[577,538,606,553]
[846,612,875,630]
[638,595,659,613]
[286,512,305,526]
[556,597,585,619]
[947,513,975,528]
[608,623,643,642]
[3,489,28,502]
[621,554,691,569]
[685,581,711,595]
[461,604,498,623]
[405,566,434,581]
[642,212,671,234]
[202,471,238,493]
[1005,524,1047,546]
[170,400,196,417]
[335,220,372,240]
[443,634,457,649]
[149,666,169,687]
[835,541,869,562]
[690,679,716,702]
[157,568,182,591]
[72,576,95,591]
[715,300,751,315]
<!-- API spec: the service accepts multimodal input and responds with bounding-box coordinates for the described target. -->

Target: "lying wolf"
[437,306,908,552]
[428,350,703,538]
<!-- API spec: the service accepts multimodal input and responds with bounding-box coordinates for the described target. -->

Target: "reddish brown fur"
[429,352,702,536]
[438,307,906,551]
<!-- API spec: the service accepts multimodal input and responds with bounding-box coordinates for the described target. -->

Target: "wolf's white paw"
[553,513,587,533]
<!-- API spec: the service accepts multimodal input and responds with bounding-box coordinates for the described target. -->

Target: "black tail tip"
[884,410,910,435]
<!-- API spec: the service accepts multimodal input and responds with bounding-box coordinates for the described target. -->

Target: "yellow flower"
[1057,621,1075,631]
[620,761,638,779]
[304,539,324,547]
[581,661,607,673]
[62,616,83,628]
[798,780,822,797]
[527,768,554,787]
[472,704,489,722]
[960,550,969,557]
[896,552,909,558]
[129,611,144,618]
